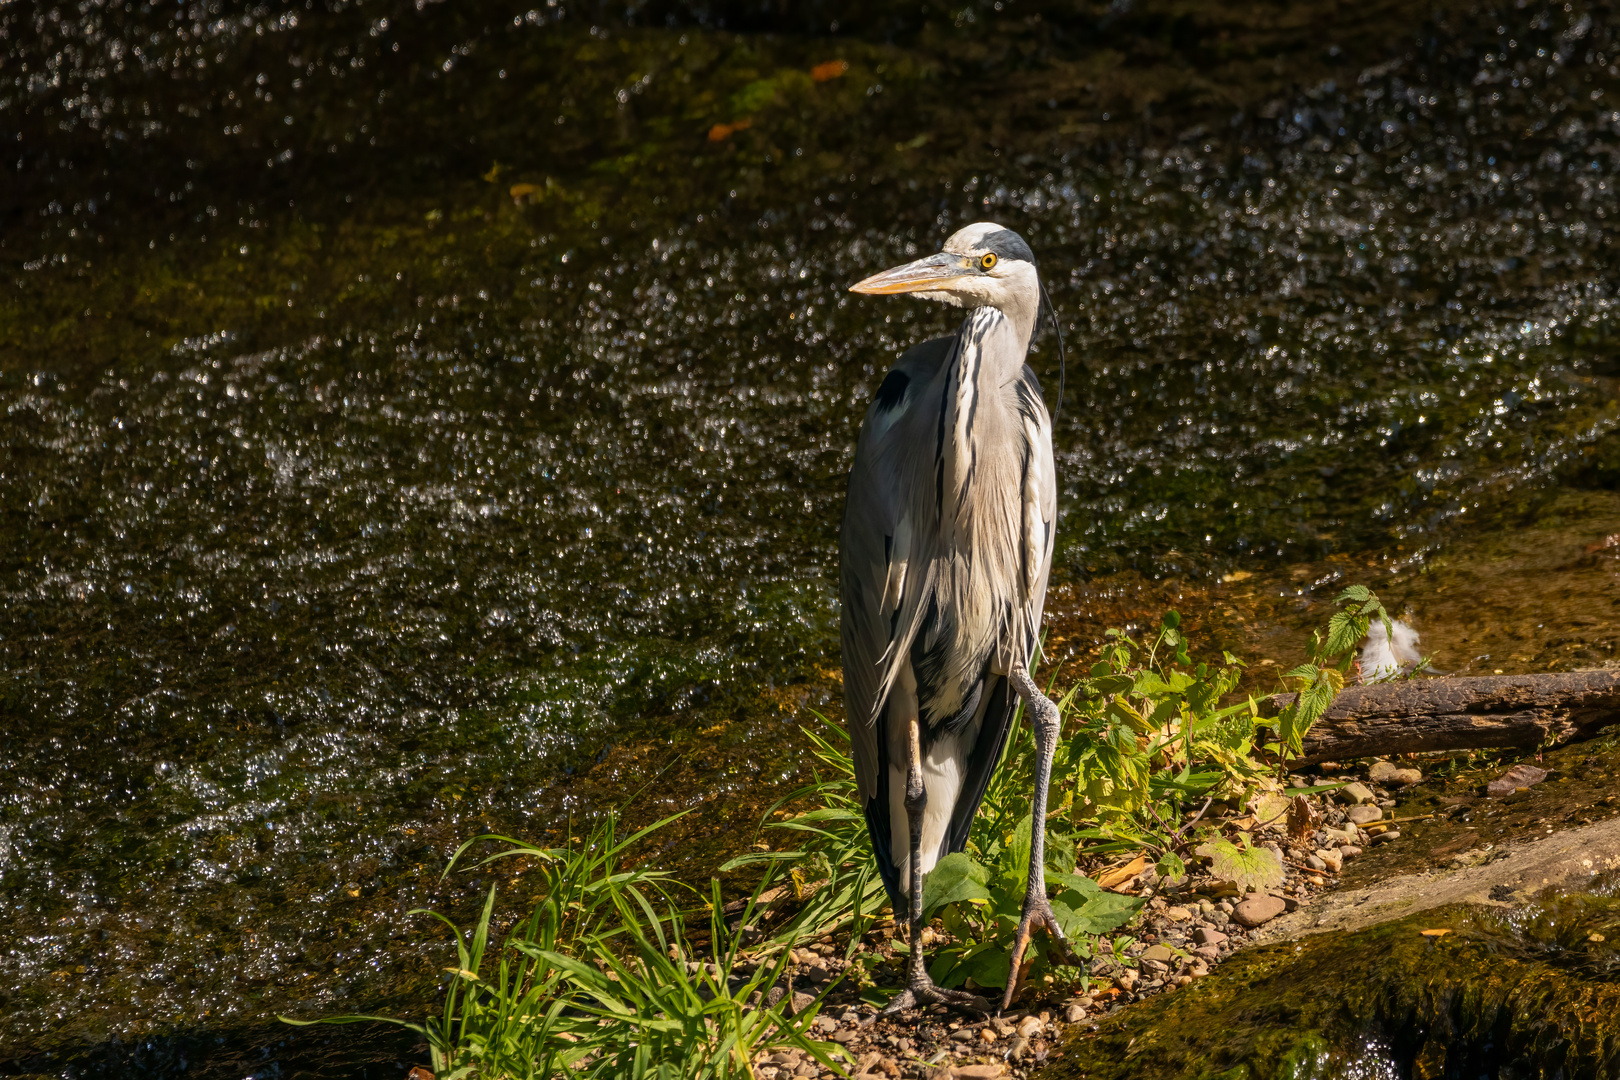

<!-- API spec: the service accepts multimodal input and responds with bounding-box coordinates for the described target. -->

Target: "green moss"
[1053,880,1620,1080]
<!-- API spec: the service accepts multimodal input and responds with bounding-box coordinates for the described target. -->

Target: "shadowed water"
[5,0,1620,1072]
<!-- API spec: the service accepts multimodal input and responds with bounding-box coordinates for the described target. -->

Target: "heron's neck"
[962,304,1034,383]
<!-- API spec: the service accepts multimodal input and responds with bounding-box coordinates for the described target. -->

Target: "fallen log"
[1273,671,1620,764]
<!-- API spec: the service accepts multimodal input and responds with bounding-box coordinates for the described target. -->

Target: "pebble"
[1193,944,1220,961]
[1016,1015,1043,1038]
[1192,926,1227,946]
[1304,854,1327,871]
[1370,829,1401,846]
[1316,848,1343,873]
[1064,1004,1085,1022]
[1163,905,1192,922]
[1008,1036,1031,1061]
[1339,782,1376,805]
[1232,894,1287,927]
[1369,760,1423,786]
[1340,845,1362,859]
[1346,805,1384,826]
[1140,944,1175,962]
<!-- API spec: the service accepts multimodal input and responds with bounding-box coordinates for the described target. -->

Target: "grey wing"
[839,337,954,802]
[1015,363,1058,664]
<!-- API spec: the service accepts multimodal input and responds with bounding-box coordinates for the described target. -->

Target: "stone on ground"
[1339,782,1376,805]
[1233,894,1287,927]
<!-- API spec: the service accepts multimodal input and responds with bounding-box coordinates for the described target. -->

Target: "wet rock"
[1341,845,1363,859]
[1347,805,1385,826]
[1233,894,1287,927]
[1339,782,1376,805]
[1369,760,1424,786]
[1369,829,1401,845]
[1488,763,1549,798]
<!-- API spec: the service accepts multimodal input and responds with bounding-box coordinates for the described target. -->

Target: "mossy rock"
[1053,878,1620,1080]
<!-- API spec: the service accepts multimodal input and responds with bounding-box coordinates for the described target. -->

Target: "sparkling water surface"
[5,0,1620,1072]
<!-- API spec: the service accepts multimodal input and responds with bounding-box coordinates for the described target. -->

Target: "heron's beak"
[849,252,974,294]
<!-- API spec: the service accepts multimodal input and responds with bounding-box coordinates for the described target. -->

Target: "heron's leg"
[870,716,987,1022]
[1001,662,1080,1013]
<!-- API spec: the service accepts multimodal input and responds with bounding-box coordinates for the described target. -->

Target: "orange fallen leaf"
[1419,928,1451,937]
[810,59,849,82]
[707,118,753,142]
[1096,854,1147,891]
[509,182,539,202]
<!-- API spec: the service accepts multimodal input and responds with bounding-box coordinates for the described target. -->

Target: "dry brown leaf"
[1096,854,1147,891]
[707,118,754,142]
[1287,795,1320,840]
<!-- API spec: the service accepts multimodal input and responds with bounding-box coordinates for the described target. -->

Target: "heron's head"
[849,222,1039,317]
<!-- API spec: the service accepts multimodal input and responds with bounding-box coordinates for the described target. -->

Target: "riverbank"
[737,725,1620,1080]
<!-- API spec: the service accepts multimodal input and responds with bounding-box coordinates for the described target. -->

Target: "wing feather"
[840,336,956,802]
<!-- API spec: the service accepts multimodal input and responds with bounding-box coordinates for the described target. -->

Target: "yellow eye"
[980,253,998,270]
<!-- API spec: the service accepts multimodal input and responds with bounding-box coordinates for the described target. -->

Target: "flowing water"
[6,0,1620,1074]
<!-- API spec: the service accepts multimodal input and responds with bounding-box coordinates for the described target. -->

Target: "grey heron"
[840,222,1072,1016]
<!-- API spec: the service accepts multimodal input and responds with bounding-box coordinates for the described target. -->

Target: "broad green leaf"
[956,940,1015,989]
[1197,839,1284,891]
[1051,886,1142,936]
[920,852,992,922]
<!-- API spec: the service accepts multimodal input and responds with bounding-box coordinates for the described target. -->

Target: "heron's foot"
[999,894,1078,1013]
[867,976,989,1024]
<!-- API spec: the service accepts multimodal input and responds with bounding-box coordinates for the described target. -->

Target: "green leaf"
[1323,609,1363,657]
[1156,850,1188,884]
[1162,610,1181,630]
[1197,839,1284,892]
[961,940,1014,989]
[1001,815,1033,895]
[1050,885,1142,937]
[920,852,992,922]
